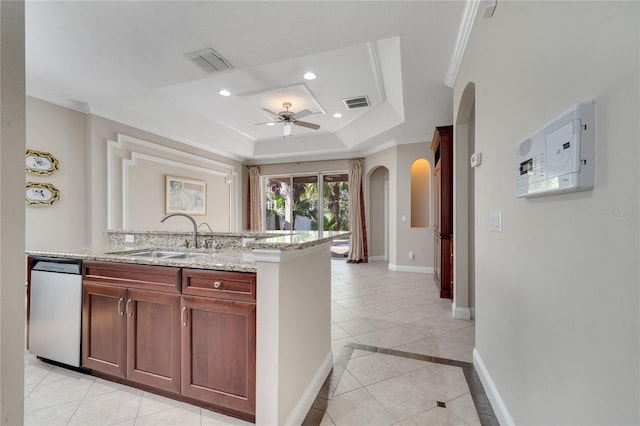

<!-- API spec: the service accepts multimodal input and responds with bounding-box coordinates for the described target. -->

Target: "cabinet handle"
[213,281,222,289]
[126,298,132,317]
[181,307,188,326]
[117,297,124,315]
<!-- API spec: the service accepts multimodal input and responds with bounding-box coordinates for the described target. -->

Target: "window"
[263,173,349,231]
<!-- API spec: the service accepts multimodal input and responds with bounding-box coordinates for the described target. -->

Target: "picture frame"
[25,182,60,206]
[26,149,60,176]
[165,175,207,215]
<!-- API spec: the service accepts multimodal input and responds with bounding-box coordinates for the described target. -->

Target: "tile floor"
[24,259,495,425]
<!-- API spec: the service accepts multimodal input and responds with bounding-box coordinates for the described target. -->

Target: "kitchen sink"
[126,250,207,259]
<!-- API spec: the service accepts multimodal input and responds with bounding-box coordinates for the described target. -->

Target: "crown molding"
[444,0,482,88]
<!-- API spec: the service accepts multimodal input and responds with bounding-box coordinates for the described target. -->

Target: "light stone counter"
[26,230,350,273]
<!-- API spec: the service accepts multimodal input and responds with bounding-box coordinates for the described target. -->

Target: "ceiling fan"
[255,102,320,137]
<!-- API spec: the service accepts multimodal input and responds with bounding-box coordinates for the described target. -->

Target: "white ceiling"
[25,1,466,163]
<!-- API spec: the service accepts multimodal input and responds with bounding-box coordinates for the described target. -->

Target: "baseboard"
[284,350,334,426]
[452,303,472,320]
[388,264,434,274]
[370,255,387,262]
[473,348,515,426]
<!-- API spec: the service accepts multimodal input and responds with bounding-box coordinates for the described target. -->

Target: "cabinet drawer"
[182,269,256,302]
[83,261,181,294]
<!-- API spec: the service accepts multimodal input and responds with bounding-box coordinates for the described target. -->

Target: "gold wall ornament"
[26,182,60,206]
[26,149,60,176]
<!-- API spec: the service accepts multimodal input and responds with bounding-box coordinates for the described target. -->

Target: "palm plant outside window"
[263,174,349,232]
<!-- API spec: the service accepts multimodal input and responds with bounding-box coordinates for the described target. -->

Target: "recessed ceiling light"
[266,122,275,126]
[333,113,343,118]
[303,72,317,81]
[219,89,231,96]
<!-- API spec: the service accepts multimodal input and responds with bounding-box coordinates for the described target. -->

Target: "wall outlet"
[409,251,414,260]
[125,234,135,243]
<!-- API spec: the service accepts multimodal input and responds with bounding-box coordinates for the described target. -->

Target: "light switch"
[489,211,502,232]
[125,234,135,243]
[401,215,406,222]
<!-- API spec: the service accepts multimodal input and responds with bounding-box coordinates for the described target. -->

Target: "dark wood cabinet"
[431,125,454,299]
[81,262,256,421]
[82,262,182,394]
[127,288,181,393]
[82,282,127,378]
[181,269,256,420]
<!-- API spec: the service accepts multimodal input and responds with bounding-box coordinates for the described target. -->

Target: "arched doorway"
[368,166,389,262]
[454,82,476,319]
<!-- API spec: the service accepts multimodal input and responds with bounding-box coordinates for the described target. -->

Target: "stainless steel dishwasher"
[29,257,83,367]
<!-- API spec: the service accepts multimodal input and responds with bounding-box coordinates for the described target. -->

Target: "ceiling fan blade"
[293,120,320,130]
[261,108,281,119]
[292,109,313,120]
[253,120,281,125]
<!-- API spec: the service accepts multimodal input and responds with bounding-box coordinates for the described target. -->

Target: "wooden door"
[82,282,127,378]
[181,295,256,418]
[127,288,181,394]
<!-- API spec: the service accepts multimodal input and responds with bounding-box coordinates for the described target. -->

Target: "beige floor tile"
[332,369,363,396]
[134,404,201,426]
[67,388,142,426]
[24,399,80,426]
[405,365,470,403]
[447,393,482,426]
[201,408,254,425]
[367,375,438,421]
[346,353,408,386]
[24,370,94,412]
[331,308,359,323]
[137,391,187,418]
[331,323,351,340]
[336,318,379,336]
[326,388,395,426]
[394,406,467,426]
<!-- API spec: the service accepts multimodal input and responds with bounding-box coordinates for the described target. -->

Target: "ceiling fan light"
[303,72,317,81]
[219,89,231,96]
[283,122,292,137]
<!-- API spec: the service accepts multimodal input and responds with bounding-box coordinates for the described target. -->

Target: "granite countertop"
[26,231,350,273]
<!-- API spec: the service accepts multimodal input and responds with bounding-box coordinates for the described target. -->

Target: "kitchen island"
[27,230,349,425]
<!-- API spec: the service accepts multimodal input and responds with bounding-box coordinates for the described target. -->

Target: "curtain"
[247,166,262,231]
[347,159,368,263]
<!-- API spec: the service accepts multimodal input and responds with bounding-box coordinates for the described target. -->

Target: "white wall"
[454,2,639,424]
[24,101,243,249]
[0,1,26,423]
[26,97,88,250]
[395,143,434,272]
[364,143,435,271]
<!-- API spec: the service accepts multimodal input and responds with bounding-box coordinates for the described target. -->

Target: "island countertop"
[26,230,350,273]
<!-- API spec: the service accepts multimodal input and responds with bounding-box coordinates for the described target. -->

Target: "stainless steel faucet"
[199,222,215,249]
[161,213,198,248]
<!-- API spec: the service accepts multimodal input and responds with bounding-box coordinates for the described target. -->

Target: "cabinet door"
[181,295,256,418]
[434,234,442,285]
[127,288,181,394]
[82,282,127,378]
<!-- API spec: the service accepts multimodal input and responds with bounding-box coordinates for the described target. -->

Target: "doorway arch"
[368,166,389,262]
[454,82,476,319]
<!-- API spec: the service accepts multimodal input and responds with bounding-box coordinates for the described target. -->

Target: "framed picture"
[25,182,60,206]
[165,175,207,215]
[26,149,60,176]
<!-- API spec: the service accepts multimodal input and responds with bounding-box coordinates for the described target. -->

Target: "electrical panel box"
[515,101,595,198]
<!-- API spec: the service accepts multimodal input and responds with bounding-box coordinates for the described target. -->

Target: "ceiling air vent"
[185,48,233,74]
[342,96,370,110]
